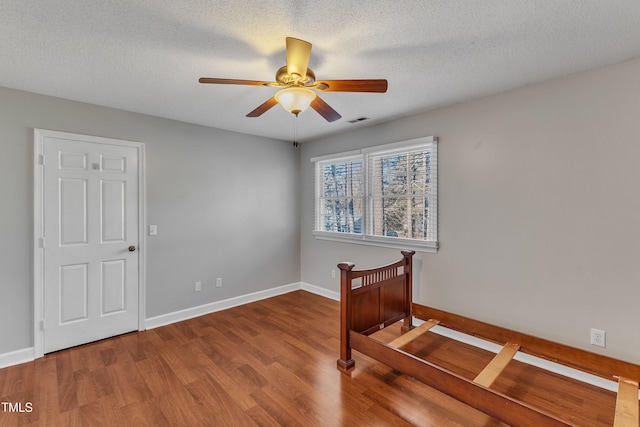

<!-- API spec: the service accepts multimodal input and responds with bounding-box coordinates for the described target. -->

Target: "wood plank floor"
[0,290,623,426]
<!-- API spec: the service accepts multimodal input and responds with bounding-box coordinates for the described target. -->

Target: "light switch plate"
[149,225,157,236]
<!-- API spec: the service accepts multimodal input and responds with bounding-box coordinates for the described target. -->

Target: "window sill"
[312,231,438,253]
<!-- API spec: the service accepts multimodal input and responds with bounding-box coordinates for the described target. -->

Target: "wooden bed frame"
[336,250,640,427]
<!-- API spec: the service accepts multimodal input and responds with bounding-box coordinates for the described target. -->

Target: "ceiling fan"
[199,37,388,123]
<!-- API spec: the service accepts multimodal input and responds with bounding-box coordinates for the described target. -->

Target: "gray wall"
[301,58,640,364]
[0,86,300,355]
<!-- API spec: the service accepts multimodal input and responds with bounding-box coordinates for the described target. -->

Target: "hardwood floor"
[0,291,622,426]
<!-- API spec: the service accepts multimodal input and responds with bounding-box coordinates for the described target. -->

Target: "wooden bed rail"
[385,303,640,426]
[350,331,576,427]
[413,304,640,384]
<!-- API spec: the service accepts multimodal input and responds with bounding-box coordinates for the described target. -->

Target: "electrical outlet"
[331,270,336,279]
[216,278,222,288]
[590,328,606,347]
[194,281,202,292]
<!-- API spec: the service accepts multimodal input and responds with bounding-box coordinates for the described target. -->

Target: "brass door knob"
[128,245,136,252]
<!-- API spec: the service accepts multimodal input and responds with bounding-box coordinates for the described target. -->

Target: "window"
[317,156,364,234]
[312,137,438,252]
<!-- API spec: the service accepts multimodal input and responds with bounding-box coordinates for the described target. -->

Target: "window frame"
[311,136,438,253]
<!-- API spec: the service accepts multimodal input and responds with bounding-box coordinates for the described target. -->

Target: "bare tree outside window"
[369,150,432,239]
[320,159,364,234]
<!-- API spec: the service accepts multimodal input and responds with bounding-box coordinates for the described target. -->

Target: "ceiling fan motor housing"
[275,66,316,87]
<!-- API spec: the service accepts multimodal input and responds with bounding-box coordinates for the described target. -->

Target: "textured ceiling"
[1,1,640,142]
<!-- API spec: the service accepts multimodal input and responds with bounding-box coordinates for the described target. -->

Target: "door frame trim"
[33,129,146,358]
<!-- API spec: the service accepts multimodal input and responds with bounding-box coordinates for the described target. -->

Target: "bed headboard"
[337,250,415,372]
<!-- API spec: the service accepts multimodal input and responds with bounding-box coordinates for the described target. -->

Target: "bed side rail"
[412,304,640,384]
[350,331,575,427]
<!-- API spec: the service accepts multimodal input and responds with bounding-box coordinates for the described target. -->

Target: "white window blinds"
[317,156,364,234]
[368,145,437,242]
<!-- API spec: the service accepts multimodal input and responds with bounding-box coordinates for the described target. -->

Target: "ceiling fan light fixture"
[199,37,386,122]
[274,87,316,115]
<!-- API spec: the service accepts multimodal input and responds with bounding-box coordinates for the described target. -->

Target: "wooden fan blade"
[199,78,272,86]
[286,37,312,79]
[315,79,388,93]
[246,97,279,117]
[310,95,342,122]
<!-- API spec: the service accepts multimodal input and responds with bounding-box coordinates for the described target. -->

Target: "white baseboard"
[145,282,302,330]
[0,282,341,370]
[146,282,341,329]
[300,282,340,301]
[0,347,34,369]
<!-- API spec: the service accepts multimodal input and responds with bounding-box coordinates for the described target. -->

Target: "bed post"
[337,261,356,373]
[401,250,415,333]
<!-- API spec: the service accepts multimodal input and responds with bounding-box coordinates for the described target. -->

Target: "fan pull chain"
[293,112,299,147]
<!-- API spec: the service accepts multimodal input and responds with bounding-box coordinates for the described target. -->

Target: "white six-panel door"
[35,130,143,354]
